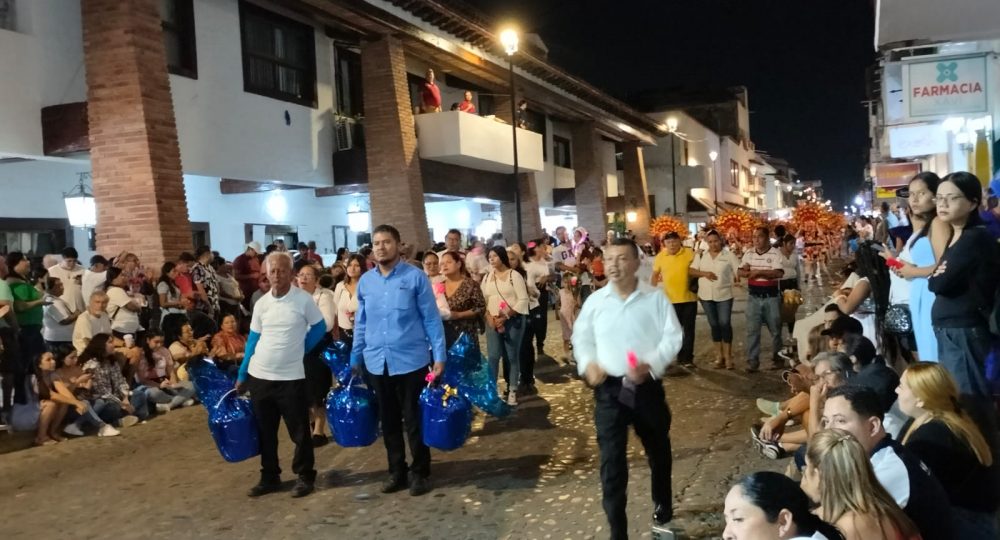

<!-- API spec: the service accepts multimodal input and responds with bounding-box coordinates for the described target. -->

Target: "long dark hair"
[104,267,124,291]
[161,314,190,346]
[34,352,54,401]
[158,262,178,296]
[941,171,984,229]
[343,254,367,285]
[79,333,114,365]
[856,241,889,340]
[488,246,511,269]
[910,172,942,241]
[734,472,845,540]
[5,251,29,281]
[142,329,164,365]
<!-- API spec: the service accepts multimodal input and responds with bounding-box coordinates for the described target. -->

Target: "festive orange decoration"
[792,201,842,233]
[714,210,758,236]
[650,215,688,239]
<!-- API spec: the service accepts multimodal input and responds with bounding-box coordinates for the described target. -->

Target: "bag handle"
[215,388,237,410]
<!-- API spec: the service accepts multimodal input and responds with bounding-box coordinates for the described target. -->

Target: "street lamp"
[667,117,678,215]
[500,27,522,241]
[63,172,97,228]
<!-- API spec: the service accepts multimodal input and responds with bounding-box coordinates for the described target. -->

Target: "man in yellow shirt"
[651,232,698,367]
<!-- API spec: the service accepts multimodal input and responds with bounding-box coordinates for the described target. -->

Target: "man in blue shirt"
[351,224,447,496]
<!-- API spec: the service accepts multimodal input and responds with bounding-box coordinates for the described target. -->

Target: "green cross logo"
[936,62,958,83]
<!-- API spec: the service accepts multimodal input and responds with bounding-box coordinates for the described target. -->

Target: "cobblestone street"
[1,284,834,540]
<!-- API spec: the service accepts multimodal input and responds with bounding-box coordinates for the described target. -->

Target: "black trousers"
[673,302,697,365]
[534,291,549,353]
[367,364,431,479]
[520,303,547,385]
[247,376,315,483]
[594,377,673,540]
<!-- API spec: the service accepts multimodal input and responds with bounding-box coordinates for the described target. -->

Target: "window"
[334,46,362,117]
[160,0,197,78]
[553,135,572,168]
[239,2,317,107]
[0,0,14,31]
[730,160,739,188]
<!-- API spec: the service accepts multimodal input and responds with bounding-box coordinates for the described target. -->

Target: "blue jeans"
[934,326,991,399]
[746,294,782,369]
[700,299,733,343]
[486,315,526,390]
[71,401,108,429]
[146,381,197,410]
[951,505,999,539]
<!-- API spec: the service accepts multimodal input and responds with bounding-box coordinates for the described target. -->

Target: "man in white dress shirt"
[573,238,683,540]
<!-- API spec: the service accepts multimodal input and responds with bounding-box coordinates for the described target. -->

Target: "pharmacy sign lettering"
[904,55,988,118]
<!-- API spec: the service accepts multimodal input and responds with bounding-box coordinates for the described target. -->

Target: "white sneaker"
[98,424,120,437]
[63,424,85,437]
[506,392,518,406]
[120,415,139,428]
[155,403,171,414]
[182,399,195,408]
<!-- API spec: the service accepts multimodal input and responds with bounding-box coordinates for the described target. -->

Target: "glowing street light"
[666,117,678,133]
[500,28,519,55]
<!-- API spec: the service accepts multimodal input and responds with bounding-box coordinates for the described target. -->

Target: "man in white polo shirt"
[738,226,784,372]
[236,252,326,499]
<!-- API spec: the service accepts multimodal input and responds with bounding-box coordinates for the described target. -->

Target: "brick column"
[571,122,607,240]
[82,0,192,267]
[621,142,652,242]
[361,36,430,249]
[501,173,542,243]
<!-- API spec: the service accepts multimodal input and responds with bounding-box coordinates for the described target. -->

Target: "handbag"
[885,304,912,334]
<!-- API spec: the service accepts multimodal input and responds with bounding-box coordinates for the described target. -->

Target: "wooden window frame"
[238,1,317,108]
[553,135,572,168]
[161,0,198,79]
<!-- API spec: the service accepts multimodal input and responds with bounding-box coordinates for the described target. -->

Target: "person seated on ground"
[801,429,920,540]
[33,350,71,445]
[180,294,216,340]
[79,333,144,427]
[754,352,854,459]
[832,243,888,349]
[897,362,1000,538]
[820,315,864,357]
[53,347,120,438]
[138,330,196,413]
[210,314,246,374]
[722,471,845,540]
[792,302,844,365]
[162,314,208,382]
[820,385,952,540]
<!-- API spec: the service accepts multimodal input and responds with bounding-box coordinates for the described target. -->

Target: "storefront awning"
[686,194,715,214]
[876,0,1000,49]
[721,202,752,212]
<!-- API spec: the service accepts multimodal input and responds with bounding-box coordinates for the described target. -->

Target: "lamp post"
[667,117,679,215]
[64,172,97,251]
[709,150,719,214]
[500,28,522,242]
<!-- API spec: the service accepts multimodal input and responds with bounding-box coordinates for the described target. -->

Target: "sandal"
[33,439,58,447]
[712,359,726,369]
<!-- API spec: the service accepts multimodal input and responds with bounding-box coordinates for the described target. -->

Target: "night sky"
[465,0,877,207]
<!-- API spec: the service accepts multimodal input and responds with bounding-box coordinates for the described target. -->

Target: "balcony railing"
[415,111,545,174]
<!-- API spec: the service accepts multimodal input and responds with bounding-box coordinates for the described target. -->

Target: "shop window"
[160,0,197,78]
[730,160,739,188]
[553,135,572,168]
[239,1,317,107]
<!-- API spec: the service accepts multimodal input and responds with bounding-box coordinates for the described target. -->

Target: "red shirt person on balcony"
[458,91,476,114]
[420,68,442,113]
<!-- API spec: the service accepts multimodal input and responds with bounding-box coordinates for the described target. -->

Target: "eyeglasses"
[934,194,966,206]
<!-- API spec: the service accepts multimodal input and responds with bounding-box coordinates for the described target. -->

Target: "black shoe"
[290,478,314,498]
[409,475,431,496]
[381,475,408,494]
[652,504,672,526]
[311,434,329,447]
[528,384,538,395]
[247,481,281,497]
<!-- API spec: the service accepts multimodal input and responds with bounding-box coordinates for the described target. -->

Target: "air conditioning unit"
[335,119,354,151]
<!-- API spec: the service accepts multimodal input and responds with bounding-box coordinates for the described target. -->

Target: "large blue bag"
[321,340,353,386]
[420,384,472,451]
[327,377,379,447]
[209,389,260,463]
[441,333,510,417]
[187,357,234,408]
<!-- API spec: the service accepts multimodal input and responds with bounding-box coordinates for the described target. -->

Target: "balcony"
[415,111,545,174]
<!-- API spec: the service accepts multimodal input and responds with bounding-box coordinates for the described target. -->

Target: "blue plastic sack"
[187,357,235,408]
[209,389,259,463]
[442,333,511,417]
[322,340,353,386]
[420,384,472,451]
[327,377,379,447]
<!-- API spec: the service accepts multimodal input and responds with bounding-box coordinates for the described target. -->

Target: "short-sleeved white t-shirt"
[551,244,577,270]
[106,286,141,333]
[248,286,325,381]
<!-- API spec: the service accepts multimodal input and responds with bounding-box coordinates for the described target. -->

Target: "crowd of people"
[2,171,1000,538]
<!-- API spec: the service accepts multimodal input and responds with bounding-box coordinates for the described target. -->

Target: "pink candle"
[499,301,508,311]
[433,282,445,295]
[627,351,638,369]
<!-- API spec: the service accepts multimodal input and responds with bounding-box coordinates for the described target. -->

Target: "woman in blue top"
[893,172,951,362]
